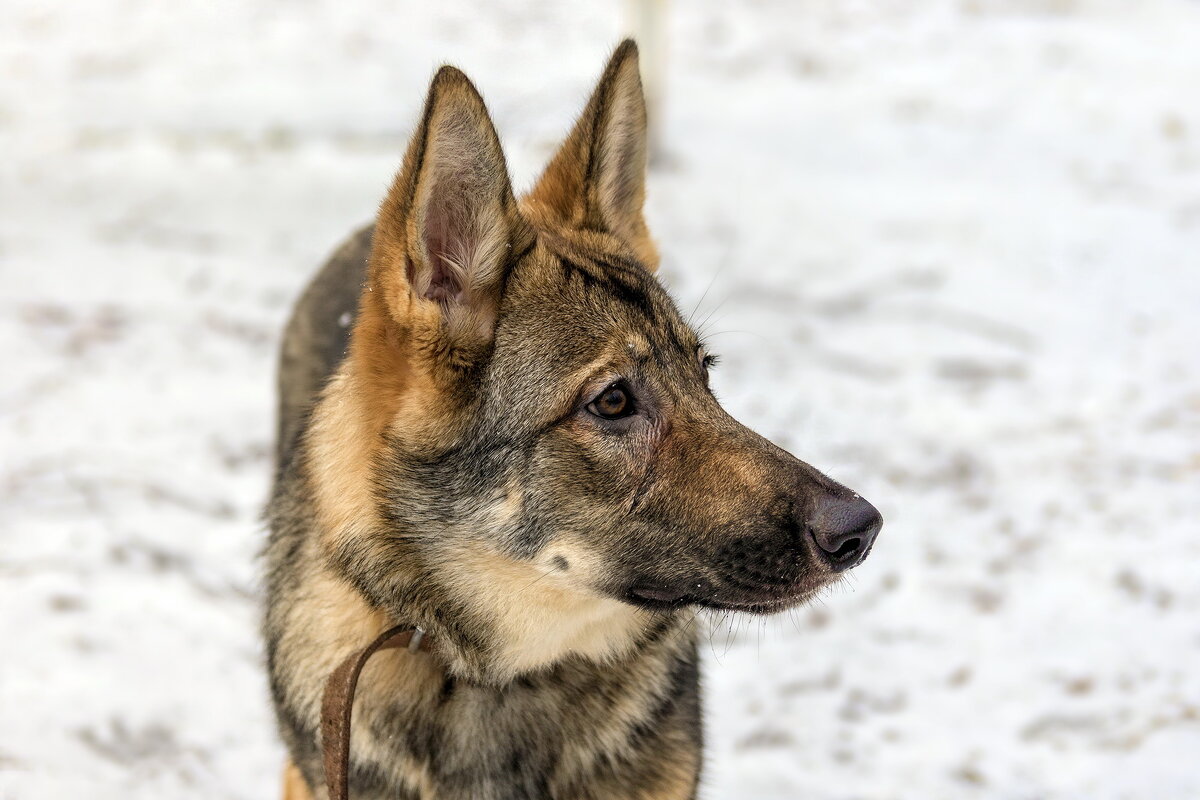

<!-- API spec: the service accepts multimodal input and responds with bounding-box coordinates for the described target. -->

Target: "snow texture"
[2,1,1199,798]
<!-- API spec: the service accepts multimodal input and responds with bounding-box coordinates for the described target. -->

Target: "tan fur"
[275,561,404,720]
[307,371,387,555]
[282,760,314,800]
[431,540,652,677]
[635,742,701,800]
[307,313,434,553]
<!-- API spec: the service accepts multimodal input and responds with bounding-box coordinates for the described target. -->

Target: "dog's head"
[321,42,881,672]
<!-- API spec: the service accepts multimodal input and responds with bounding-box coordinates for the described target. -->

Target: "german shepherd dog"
[265,40,882,800]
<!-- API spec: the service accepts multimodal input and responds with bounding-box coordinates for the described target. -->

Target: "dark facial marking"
[558,255,661,325]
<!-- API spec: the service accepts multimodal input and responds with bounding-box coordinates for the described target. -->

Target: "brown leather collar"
[320,624,432,800]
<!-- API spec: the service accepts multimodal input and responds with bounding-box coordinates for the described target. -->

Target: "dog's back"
[275,226,371,469]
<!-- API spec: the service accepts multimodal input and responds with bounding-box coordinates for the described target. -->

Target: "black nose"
[808,493,882,571]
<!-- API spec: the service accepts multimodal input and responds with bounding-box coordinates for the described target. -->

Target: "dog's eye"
[588,384,634,420]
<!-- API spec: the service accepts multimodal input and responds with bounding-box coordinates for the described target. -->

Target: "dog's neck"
[412,537,664,682]
[320,518,671,685]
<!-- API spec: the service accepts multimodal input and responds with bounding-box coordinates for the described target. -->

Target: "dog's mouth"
[624,582,820,615]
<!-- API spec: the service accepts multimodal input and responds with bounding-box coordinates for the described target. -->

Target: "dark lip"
[623,588,820,615]
[622,590,694,613]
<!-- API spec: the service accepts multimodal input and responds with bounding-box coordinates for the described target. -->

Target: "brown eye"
[588,384,634,420]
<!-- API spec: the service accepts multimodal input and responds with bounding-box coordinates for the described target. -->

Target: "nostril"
[830,536,862,561]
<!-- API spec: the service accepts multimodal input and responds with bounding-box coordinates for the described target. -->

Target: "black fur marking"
[627,458,656,513]
[584,251,647,282]
[404,74,441,213]
[558,255,660,325]
[581,56,612,233]
[498,231,539,301]
[510,233,538,268]
[348,757,418,800]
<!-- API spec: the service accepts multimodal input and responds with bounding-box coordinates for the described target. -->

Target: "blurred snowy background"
[2,1,1199,798]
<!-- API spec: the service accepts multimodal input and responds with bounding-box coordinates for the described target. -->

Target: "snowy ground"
[3,1,1199,798]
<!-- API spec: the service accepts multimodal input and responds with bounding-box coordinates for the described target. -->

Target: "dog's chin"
[621,584,824,615]
[699,592,819,614]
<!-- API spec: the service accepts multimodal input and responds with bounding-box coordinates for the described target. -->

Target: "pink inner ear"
[421,181,468,303]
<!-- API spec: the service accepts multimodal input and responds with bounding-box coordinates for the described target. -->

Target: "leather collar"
[320,625,431,800]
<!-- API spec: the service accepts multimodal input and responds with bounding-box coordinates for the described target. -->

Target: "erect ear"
[370,66,531,352]
[525,40,658,270]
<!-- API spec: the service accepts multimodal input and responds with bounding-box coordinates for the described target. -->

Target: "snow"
[2,1,1199,798]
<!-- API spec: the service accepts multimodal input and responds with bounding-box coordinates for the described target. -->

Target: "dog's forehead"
[506,237,700,358]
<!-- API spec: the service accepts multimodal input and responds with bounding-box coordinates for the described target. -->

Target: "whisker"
[687,262,729,327]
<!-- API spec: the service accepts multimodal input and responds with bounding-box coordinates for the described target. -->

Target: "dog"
[264,40,882,800]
